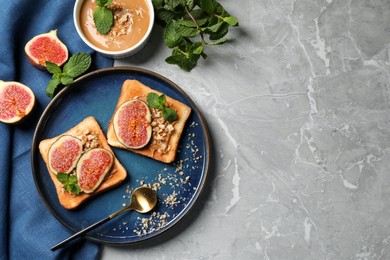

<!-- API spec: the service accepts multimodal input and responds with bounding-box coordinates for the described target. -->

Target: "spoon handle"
[51,216,110,251]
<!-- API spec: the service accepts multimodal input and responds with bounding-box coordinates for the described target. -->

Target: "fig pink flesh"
[78,149,113,191]
[0,84,32,121]
[116,100,151,148]
[50,139,82,173]
[28,36,67,66]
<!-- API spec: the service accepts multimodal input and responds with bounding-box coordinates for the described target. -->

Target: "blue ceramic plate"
[31,67,210,245]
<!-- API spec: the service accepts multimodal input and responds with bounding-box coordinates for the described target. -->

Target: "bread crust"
[39,116,127,210]
[107,80,191,163]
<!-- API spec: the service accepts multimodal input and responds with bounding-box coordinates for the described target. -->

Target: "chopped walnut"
[80,132,100,151]
[103,2,146,45]
[150,107,175,153]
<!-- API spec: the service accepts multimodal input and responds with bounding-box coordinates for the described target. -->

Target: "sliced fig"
[0,80,35,124]
[48,135,83,175]
[25,29,68,71]
[76,148,114,193]
[113,99,152,149]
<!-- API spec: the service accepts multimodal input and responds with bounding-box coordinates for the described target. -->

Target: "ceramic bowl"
[73,0,154,59]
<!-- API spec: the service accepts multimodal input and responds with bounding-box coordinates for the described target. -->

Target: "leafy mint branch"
[45,52,91,98]
[152,0,239,71]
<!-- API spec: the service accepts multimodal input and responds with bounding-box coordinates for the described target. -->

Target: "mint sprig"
[93,0,114,35]
[147,93,178,122]
[57,172,81,195]
[152,0,239,71]
[45,52,91,98]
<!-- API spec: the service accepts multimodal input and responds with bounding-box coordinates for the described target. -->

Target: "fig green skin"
[113,99,152,149]
[47,135,83,175]
[76,148,114,193]
[0,80,36,124]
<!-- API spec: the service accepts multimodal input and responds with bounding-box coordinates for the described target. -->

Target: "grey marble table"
[103,0,390,259]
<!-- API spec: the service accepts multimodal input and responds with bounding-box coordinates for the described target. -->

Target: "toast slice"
[39,116,127,210]
[107,80,191,163]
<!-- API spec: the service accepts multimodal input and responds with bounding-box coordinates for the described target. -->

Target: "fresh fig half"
[24,29,68,71]
[76,148,114,193]
[113,99,152,149]
[48,135,83,175]
[0,80,35,124]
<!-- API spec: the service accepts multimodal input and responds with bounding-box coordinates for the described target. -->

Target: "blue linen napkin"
[0,1,113,259]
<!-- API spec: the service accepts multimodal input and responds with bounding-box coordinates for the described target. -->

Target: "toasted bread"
[39,116,127,210]
[107,80,191,163]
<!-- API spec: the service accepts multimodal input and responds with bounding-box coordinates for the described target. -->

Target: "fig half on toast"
[48,135,83,175]
[113,99,152,149]
[76,148,114,193]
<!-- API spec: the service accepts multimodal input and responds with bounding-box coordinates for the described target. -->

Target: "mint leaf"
[95,0,114,34]
[60,76,74,85]
[53,72,62,79]
[188,9,207,20]
[147,93,177,121]
[165,41,204,71]
[165,53,185,66]
[147,93,164,109]
[162,107,177,122]
[70,184,81,195]
[96,0,113,7]
[166,0,186,9]
[93,6,114,35]
[209,22,229,40]
[64,183,81,195]
[176,19,197,27]
[57,173,81,195]
[46,78,61,98]
[68,175,78,184]
[57,172,69,184]
[165,21,199,45]
[63,53,91,78]
[152,0,164,8]
[156,9,177,24]
[166,51,197,71]
[158,94,167,106]
[223,16,239,26]
[177,18,208,27]
[206,38,227,45]
[200,0,218,14]
[206,22,223,33]
[164,21,183,48]
[46,61,62,75]
[176,24,199,37]
[192,43,204,54]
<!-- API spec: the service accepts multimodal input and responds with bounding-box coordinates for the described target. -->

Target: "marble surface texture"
[103,0,390,259]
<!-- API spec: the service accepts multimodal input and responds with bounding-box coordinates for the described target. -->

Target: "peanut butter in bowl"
[74,0,154,58]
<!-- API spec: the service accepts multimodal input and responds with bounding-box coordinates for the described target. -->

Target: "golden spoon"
[51,186,158,251]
